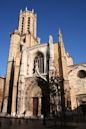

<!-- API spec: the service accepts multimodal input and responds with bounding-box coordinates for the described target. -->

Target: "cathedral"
[0,8,86,117]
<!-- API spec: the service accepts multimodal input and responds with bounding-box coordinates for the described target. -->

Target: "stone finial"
[35,14,37,17]
[20,9,22,14]
[49,35,53,44]
[37,37,41,44]
[32,9,34,13]
[25,7,28,11]
[58,28,61,35]
[14,29,18,33]
[58,28,63,43]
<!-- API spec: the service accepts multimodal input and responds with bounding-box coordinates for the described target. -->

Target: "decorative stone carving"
[34,61,47,82]
[49,35,55,78]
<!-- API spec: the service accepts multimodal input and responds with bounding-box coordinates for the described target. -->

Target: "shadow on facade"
[72,104,86,117]
[7,60,14,114]
[37,77,50,117]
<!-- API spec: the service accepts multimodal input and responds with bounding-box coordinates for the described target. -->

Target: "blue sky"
[0,0,86,76]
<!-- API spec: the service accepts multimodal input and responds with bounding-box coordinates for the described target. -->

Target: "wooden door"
[33,97,38,116]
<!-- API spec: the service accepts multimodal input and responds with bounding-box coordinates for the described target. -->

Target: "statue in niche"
[35,61,39,74]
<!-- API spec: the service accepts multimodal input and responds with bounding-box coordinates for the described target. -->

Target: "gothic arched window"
[34,52,44,74]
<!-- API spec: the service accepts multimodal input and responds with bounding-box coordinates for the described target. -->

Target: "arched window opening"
[34,52,44,74]
[21,17,24,34]
[27,17,30,33]
[77,70,86,78]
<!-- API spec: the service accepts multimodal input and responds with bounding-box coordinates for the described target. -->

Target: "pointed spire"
[58,28,61,35]
[58,28,63,43]
[49,35,53,44]
[32,9,34,13]
[37,37,41,44]
[49,35,54,73]
[25,7,28,11]
[20,9,22,14]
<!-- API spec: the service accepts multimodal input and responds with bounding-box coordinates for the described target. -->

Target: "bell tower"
[18,7,37,38]
[2,7,38,114]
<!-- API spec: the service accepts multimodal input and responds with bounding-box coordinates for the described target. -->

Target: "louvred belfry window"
[28,17,30,33]
[21,17,24,34]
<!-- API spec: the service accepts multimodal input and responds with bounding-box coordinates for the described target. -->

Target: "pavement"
[0,117,86,129]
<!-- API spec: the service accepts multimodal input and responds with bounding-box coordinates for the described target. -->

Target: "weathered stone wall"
[66,52,73,66]
[0,77,5,112]
[54,43,59,75]
[68,64,86,110]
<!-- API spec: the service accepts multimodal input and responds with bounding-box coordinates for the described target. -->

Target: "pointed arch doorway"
[33,97,39,116]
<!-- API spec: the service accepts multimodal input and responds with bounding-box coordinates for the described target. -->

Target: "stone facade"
[68,64,86,111]
[0,77,5,112]
[0,8,86,117]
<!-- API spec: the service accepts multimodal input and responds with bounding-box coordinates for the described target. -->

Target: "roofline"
[0,76,6,79]
[68,63,86,67]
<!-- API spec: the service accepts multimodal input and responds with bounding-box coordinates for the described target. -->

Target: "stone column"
[31,97,33,116]
[11,85,17,116]
[2,61,13,113]
[38,98,41,117]
[44,53,47,73]
[11,57,20,116]
[17,45,27,115]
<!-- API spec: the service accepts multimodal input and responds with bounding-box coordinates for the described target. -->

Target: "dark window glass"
[21,17,24,33]
[28,17,30,32]
[77,70,86,78]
